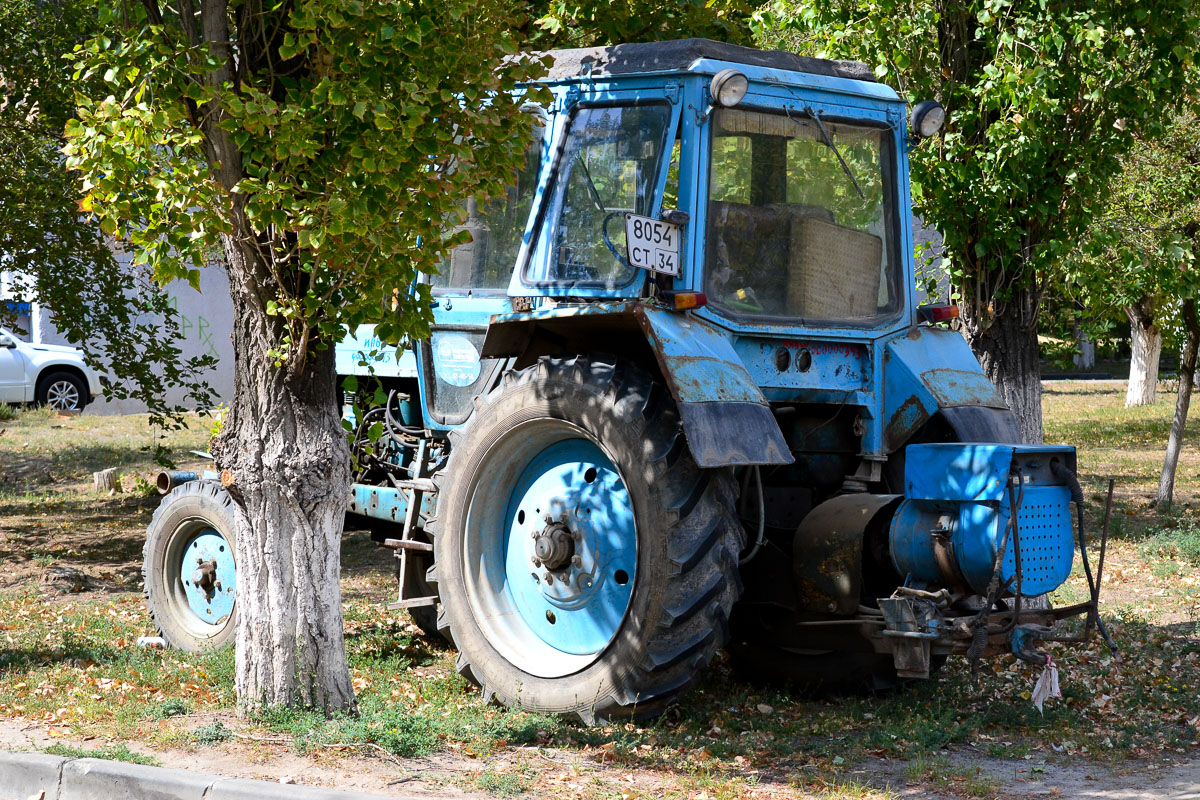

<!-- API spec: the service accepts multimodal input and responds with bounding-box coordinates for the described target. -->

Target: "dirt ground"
[0,716,1197,799]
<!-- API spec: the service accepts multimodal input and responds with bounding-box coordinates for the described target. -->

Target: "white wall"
[2,249,234,415]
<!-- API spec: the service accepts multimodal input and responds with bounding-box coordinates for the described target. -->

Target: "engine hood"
[26,343,83,356]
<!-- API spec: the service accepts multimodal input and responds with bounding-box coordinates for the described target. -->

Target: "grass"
[1139,521,1200,565]
[0,407,212,503]
[0,384,1196,799]
[43,741,159,766]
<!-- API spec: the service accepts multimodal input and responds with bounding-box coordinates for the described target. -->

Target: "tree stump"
[93,467,122,493]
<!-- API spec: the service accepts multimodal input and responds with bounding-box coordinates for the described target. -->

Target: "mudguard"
[480,302,793,468]
[881,327,1012,451]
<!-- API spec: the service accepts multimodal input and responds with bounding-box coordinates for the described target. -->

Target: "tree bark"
[187,0,356,715]
[1156,299,1200,509]
[210,236,356,716]
[1125,296,1162,408]
[1073,329,1096,371]
[960,283,1044,444]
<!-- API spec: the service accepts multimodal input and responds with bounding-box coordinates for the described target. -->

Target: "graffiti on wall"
[166,294,221,361]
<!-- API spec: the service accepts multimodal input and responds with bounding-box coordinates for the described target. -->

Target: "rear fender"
[882,327,1012,451]
[481,302,793,468]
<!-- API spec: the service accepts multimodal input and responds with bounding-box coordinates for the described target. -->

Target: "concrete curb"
[0,750,411,800]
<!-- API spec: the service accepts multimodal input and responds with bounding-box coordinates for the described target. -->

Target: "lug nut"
[571,555,582,567]
[543,573,553,585]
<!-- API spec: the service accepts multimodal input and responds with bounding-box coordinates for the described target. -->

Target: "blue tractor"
[144,39,1108,722]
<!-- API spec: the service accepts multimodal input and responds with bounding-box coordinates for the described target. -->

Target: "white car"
[0,327,105,411]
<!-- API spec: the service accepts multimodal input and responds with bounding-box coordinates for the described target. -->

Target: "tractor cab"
[148,39,1110,723]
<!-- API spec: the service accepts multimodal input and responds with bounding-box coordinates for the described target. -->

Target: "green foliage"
[536,0,755,47]
[1064,111,1200,347]
[756,0,1200,332]
[207,403,225,445]
[0,404,17,422]
[148,698,191,720]
[0,0,216,429]
[1140,521,1200,566]
[44,742,160,766]
[64,0,549,374]
[191,721,234,745]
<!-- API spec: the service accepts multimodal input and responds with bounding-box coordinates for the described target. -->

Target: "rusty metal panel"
[882,326,1007,451]
[732,337,870,394]
[632,305,764,404]
[632,306,792,466]
[793,493,900,615]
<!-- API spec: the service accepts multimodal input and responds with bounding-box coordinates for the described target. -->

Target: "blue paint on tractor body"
[349,483,434,525]
[332,40,1083,630]
[890,444,1077,596]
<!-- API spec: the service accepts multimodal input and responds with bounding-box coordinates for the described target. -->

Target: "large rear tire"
[428,356,743,723]
[143,481,238,652]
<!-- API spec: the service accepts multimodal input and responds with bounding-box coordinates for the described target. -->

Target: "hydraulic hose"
[1049,459,1118,652]
[738,466,766,565]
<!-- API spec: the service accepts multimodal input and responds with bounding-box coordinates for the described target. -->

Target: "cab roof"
[540,38,876,84]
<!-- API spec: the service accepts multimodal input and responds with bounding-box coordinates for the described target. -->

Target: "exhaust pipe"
[156,470,220,494]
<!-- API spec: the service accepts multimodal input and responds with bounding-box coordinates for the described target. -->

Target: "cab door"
[0,331,28,403]
[513,84,683,300]
[415,119,546,430]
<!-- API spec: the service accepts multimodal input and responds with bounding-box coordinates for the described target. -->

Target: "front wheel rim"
[164,520,237,637]
[46,381,80,410]
[463,421,637,678]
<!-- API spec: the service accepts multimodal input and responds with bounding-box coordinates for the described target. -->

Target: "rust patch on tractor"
[921,368,1007,410]
[885,394,930,451]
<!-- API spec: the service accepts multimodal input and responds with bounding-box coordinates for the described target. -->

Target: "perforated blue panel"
[1002,485,1074,596]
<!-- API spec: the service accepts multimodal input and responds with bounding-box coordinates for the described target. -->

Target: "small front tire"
[143,480,238,652]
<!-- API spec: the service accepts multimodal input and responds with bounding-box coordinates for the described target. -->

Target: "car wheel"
[36,371,87,411]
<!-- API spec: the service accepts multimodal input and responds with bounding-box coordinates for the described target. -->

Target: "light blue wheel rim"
[180,527,236,626]
[463,421,638,678]
[503,440,636,655]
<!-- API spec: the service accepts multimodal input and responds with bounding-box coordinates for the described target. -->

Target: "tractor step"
[388,595,438,610]
[379,537,433,552]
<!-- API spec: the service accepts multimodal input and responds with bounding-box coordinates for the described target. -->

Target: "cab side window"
[430,121,545,292]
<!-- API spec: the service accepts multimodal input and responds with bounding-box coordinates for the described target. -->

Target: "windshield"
[704,107,900,325]
[525,104,673,288]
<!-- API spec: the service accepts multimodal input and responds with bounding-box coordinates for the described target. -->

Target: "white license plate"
[624,214,680,276]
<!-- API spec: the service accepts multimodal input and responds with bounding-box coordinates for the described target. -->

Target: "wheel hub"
[467,436,637,663]
[180,528,236,625]
[191,558,220,596]
[532,520,575,570]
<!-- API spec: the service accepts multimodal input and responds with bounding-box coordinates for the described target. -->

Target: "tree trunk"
[210,238,356,716]
[960,285,1044,444]
[1073,329,1096,371]
[1125,298,1162,408]
[1157,299,1200,509]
